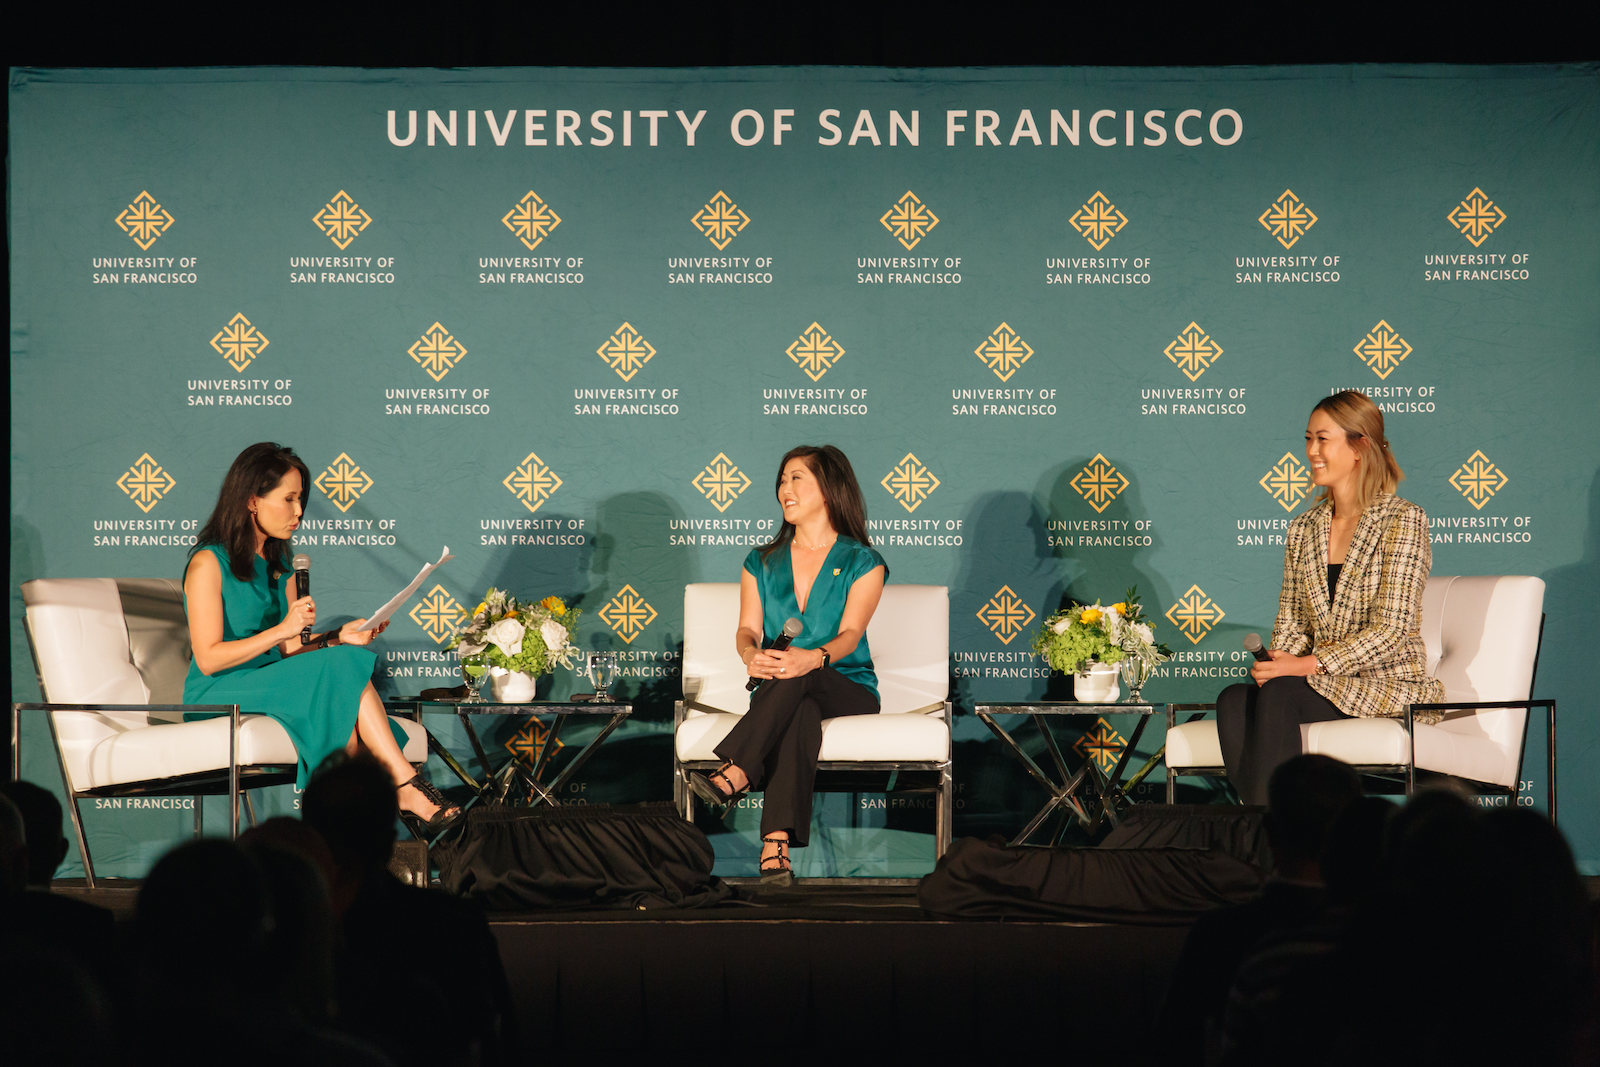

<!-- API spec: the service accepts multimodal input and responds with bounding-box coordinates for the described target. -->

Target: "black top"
[1327,563,1342,599]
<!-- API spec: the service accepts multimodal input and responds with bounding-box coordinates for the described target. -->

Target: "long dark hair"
[192,443,311,581]
[758,445,871,561]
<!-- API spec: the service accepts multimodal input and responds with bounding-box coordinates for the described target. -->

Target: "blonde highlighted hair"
[1311,391,1403,512]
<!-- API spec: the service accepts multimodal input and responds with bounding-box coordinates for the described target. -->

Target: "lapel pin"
[833,568,841,576]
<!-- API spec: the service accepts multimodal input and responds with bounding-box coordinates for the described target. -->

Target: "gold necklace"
[795,532,836,551]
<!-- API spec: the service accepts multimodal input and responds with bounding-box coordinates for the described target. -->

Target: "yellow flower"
[1080,607,1102,625]
[1111,603,1127,616]
[540,596,567,615]
[472,601,488,618]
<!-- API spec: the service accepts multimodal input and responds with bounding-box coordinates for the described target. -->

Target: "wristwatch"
[819,649,831,670]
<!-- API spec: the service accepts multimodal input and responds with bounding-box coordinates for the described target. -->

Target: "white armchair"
[1165,575,1555,817]
[673,583,953,867]
[14,577,428,885]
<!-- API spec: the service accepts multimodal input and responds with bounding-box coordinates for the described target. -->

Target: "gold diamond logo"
[505,719,564,763]
[1258,190,1318,250]
[786,323,845,382]
[503,452,563,514]
[597,585,658,645]
[312,190,372,250]
[881,453,941,513]
[1074,718,1126,773]
[1166,586,1225,645]
[976,586,1037,645]
[1164,322,1223,381]
[1450,450,1509,511]
[692,453,751,513]
[597,323,657,382]
[502,190,562,250]
[1353,321,1412,380]
[1448,188,1506,248]
[1070,454,1130,514]
[209,313,270,373]
[116,454,176,513]
[115,191,175,250]
[314,453,374,513]
[1260,452,1313,512]
[409,585,465,645]
[880,191,940,250]
[408,322,468,382]
[691,191,750,250]
[975,323,1034,382]
[1069,191,1128,251]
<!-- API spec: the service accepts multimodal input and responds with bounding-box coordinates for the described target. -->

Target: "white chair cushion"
[1166,720,1223,768]
[676,710,949,763]
[23,578,151,705]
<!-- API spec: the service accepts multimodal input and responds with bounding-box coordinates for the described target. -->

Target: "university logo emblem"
[503,452,563,514]
[210,313,270,373]
[1448,188,1506,247]
[1450,450,1509,510]
[116,192,175,250]
[1353,321,1412,380]
[408,585,465,645]
[503,191,562,250]
[692,453,751,513]
[1165,586,1226,645]
[314,454,374,513]
[1074,718,1126,773]
[1070,455,1130,514]
[1069,191,1128,251]
[975,323,1034,382]
[506,720,564,763]
[1260,453,1313,512]
[880,191,939,250]
[408,323,468,382]
[786,323,845,381]
[691,191,750,250]
[881,454,941,513]
[597,323,656,381]
[312,191,372,250]
[117,454,176,513]
[1164,322,1223,381]
[976,586,1036,645]
[598,585,658,644]
[1258,190,1318,249]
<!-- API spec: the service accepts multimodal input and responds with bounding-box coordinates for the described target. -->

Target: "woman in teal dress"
[687,445,888,886]
[183,442,460,836]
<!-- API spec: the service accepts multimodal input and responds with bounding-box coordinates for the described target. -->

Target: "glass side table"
[972,701,1168,845]
[386,698,631,810]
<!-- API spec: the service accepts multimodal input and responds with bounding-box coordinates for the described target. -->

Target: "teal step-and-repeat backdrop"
[10,65,1599,878]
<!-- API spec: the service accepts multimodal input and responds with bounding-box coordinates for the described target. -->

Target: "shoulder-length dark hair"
[192,443,311,581]
[758,445,871,562]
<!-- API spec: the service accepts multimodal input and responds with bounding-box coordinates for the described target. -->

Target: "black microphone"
[293,554,313,645]
[747,617,804,691]
[1242,633,1273,663]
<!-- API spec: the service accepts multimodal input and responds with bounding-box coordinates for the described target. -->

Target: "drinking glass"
[459,654,487,703]
[586,651,620,702]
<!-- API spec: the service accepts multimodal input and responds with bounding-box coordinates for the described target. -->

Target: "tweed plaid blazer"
[1270,492,1446,723]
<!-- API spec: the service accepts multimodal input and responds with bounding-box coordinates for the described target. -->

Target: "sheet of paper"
[353,546,454,632]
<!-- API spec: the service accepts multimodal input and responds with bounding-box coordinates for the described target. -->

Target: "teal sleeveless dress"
[183,543,404,788]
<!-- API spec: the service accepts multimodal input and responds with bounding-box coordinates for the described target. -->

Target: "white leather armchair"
[673,583,953,867]
[14,577,428,885]
[1165,575,1555,817]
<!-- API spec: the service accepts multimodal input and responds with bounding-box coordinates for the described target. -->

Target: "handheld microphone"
[292,554,312,645]
[1242,633,1273,663]
[747,617,804,691]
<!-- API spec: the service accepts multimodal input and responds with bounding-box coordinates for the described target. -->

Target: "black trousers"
[1215,677,1347,806]
[713,668,879,847]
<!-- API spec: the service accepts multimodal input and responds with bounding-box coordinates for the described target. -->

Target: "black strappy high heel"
[398,773,463,840]
[760,834,793,888]
[687,761,749,813]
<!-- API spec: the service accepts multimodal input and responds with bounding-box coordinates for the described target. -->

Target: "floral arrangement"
[1033,586,1173,677]
[448,587,580,676]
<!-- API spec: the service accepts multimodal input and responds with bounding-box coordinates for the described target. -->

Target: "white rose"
[1133,622,1154,644]
[485,618,526,659]
[1052,617,1071,635]
[540,618,569,653]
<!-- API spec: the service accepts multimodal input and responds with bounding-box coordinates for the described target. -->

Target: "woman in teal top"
[183,443,460,837]
[687,445,888,886]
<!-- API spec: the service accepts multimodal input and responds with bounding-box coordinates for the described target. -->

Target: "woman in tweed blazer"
[1216,392,1444,805]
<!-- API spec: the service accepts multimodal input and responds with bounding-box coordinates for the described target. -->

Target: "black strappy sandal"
[398,773,463,840]
[760,834,793,888]
[687,761,749,813]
